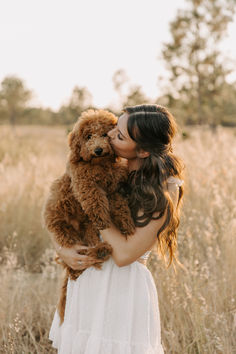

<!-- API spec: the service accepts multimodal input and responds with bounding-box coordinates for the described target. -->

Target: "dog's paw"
[87,242,113,260]
[116,218,136,236]
[96,247,111,259]
[93,262,103,270]
[93,216,111,230]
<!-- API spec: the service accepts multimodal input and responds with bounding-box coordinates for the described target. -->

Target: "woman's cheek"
[114,142,123,154]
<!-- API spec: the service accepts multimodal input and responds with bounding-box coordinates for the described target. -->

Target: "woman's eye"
[87,134,92,140]
[117,133,123,140]
[102,133,107,137]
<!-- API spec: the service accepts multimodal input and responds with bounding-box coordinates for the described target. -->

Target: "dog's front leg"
[72,178,111,230]
[108,192,135,237]
[79,241,113,269]
[44,201,83,247]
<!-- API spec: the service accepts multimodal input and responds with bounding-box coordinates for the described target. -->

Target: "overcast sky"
[1,0,236,110]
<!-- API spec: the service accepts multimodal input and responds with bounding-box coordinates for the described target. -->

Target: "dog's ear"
[68,131,75,148]
[68,131,81,163]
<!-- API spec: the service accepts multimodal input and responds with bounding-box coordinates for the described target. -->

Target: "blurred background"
[0,0,235,353]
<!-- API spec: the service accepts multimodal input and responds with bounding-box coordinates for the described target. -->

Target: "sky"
[0,0,236,111]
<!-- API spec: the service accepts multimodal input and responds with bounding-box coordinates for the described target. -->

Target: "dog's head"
[68,109,117,163]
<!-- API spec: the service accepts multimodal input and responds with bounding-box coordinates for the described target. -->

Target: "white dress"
[49,177,183,354]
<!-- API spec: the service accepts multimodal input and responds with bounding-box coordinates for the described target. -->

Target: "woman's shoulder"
[167,176,184,187]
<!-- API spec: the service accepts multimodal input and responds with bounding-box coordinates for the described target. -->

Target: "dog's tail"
[57,271,68,325]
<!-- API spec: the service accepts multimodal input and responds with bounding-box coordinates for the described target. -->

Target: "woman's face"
[108,113,137,159]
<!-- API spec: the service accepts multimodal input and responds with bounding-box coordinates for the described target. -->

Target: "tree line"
[0,0,236,127]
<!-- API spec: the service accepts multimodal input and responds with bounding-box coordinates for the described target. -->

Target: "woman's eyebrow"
[118,129,126,139]
[117,116,127,138]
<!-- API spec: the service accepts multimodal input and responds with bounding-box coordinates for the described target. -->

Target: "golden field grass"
[0,124,235,353]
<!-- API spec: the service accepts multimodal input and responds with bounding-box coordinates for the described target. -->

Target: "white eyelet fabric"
[167,176,184,187]
[49,176,183,353]
[49,235,164,353]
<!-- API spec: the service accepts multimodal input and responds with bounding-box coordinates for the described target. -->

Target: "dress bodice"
[167,176,184,187]
[139,250,151,260]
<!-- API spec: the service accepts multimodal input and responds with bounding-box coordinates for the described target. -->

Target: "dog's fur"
[43,109,135,324]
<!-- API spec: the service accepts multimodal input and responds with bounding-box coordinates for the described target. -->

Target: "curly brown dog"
[43,109,135,324]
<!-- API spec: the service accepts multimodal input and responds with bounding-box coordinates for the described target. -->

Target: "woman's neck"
[128,158,140,173]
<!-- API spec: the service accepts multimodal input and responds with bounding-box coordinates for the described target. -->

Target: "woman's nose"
[108,128,115,138]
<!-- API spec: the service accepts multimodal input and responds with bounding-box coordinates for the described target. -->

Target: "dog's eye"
[87,134,92,140]
[102,133,108,137]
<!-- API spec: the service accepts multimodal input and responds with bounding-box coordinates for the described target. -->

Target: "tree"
[112,69,129,110]
[0,76,32,126]
[58,86,93,125]
[112,69,150,109]
[69,86,92,117]
[22,107,59,125]
[161,0,236,125]
[112,69,129,97]
[123,85,149,107]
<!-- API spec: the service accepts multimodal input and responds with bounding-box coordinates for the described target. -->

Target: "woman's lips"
[109,141,118,155]
[109,139,114,148]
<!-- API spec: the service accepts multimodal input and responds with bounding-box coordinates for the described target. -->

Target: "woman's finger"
[74,256,104,270]
[76,252,102,261]
[75,245,90,252]
[76,254,90,260]
[75,260,93,270]
[76,254,99,263]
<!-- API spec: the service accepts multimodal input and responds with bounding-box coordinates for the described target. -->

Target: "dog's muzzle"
[94,147,103,156]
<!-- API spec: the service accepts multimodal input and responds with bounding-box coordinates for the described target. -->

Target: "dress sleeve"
[167,176,184,187]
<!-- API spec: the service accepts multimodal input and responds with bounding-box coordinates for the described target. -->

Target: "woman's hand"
[57,244,104,271]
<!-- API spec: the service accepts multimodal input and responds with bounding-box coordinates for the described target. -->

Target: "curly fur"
[43,109,135,324]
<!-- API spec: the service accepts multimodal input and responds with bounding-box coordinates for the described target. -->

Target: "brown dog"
[43,109,135,324]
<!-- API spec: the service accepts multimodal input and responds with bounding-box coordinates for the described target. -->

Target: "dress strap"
[167,176,184,187]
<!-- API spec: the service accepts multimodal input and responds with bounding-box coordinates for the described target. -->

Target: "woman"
[49,104,184,353]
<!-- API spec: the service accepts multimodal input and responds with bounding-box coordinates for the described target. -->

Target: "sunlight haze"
[0,0,235,110]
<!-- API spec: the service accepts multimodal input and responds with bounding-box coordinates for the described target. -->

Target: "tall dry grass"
[0,124,235,353]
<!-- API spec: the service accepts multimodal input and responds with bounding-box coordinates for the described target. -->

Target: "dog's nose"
[94,147,103,156]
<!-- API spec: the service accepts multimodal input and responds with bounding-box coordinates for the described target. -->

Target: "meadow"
[0,124,235,353]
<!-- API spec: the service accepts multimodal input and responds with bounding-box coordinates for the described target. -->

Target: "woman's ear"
[136,149,150,158]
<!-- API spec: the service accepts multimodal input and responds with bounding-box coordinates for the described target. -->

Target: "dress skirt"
[49,256,164,354]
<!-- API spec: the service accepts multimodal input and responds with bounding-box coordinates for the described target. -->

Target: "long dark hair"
[124,104,184,267]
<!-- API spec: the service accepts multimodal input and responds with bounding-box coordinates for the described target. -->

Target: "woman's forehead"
[118,112,128,125]
[118,113,135,141]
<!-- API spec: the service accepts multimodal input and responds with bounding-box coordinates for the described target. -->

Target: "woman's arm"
[100,183,179,267]
[100,212,166,267]
[50,234,104,271]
